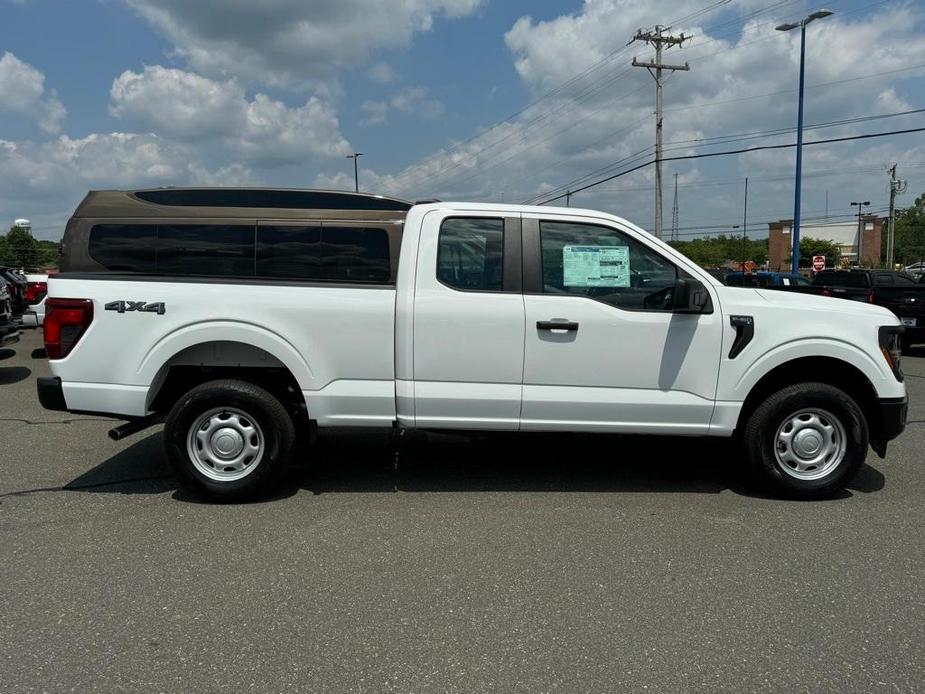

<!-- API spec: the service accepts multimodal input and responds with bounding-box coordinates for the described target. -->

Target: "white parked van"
[39,188,908,500]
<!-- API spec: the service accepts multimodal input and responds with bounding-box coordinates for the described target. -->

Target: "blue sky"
[2,0,924,241]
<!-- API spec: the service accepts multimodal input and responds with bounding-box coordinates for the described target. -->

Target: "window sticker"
[562,245,630,287]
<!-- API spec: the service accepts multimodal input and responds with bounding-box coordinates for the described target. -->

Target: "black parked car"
[1,276,22,348]
[808,269,925,352]
[0,266,28,318]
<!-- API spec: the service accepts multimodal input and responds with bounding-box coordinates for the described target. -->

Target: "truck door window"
[437,218,504,291]
[539,221,677,310]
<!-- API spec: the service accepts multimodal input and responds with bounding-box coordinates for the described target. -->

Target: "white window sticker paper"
[562,245,630,287]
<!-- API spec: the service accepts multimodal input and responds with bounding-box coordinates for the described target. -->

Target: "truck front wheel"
[743,382,868,499]
[164,379,295,500]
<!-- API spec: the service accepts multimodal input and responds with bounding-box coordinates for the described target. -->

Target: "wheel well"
[736,356,880,436]
[147,342,307,425]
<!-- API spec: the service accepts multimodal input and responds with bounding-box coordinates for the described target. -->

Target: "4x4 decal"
[104,300,166,315]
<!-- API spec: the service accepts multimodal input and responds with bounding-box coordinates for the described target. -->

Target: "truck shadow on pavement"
[0,365,31,385]
[66,429,886,502]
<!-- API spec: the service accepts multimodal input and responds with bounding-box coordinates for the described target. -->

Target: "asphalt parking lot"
[1,328,923,693]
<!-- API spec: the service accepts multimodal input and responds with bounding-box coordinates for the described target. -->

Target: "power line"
[390,0,921,198]
[662,207,890,237]
[524,108,925,204]
[385,0,788,195]
[531,126,925,205]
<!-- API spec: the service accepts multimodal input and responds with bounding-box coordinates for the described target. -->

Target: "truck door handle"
[537,320,579,332]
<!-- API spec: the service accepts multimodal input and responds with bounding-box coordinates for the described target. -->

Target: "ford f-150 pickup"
[37,188,908,500]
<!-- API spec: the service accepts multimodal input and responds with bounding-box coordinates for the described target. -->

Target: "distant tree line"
[0,226,60,269]
[667,232,843,270]
[667,234,769,268]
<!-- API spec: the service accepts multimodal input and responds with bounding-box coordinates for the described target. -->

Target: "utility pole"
[632,26,690,239]
[887,164,907,269]
[741,177,749,272]
[670,173,679,241]
[851,200,870,267]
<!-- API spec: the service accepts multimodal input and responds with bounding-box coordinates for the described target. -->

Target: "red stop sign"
[812,255,825,271]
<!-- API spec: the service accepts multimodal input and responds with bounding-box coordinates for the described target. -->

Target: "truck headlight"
[878,326,904,382]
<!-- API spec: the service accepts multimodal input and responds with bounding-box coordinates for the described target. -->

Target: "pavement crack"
[0,475,173,500]
[0,417,115,425]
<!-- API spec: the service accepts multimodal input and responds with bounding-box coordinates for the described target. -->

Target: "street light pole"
[851,200,870,266]
[346,152,363,192]
[777,9,833,274]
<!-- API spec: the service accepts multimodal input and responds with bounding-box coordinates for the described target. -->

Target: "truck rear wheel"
[742,382,868,499]
[164,379,295,501]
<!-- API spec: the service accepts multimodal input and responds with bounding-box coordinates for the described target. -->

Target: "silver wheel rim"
[773,407,847,481]
[187,407,265,482]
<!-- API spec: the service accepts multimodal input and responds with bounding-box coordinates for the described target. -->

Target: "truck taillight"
[867,289,875,303]
[44,298,93,359]
[24,281,47,304]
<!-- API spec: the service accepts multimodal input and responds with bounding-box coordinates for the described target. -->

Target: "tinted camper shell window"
[62,188,409,283]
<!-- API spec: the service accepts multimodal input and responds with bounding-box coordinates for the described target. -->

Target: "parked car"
[0,277,22,348]
[808,270,925,351]
[38,188,908,501]
[18,272,49,328]
[725,271,813,289]
[0,266,28,318]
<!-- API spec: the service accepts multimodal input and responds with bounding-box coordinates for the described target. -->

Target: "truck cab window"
[437,218,504,291]
[539,221,677,310]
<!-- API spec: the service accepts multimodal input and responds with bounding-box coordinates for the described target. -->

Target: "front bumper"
[876,396,908,440]
[37,376,67,411]
[1,323,21,347]
[869,396,908,458]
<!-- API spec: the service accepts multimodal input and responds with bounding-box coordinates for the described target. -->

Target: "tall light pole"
[777,9,833,274]
[346,152,363,192]
[851,200,870,267]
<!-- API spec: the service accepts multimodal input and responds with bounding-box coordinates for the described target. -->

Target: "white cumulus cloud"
[109,65,351,166]
[0,51,66,134]
[121,0,486,86]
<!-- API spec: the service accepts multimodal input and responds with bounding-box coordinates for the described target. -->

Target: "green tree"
[889,191,925,268]
[2,225,39,268]
[0,234,11,265]
[789,237,841,269]
[669,234,769,269]
[35,239,61,268]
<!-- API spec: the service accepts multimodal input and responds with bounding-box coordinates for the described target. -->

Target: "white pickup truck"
[39,188,908,500]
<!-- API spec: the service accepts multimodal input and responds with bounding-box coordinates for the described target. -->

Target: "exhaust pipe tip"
[108,414,163,442]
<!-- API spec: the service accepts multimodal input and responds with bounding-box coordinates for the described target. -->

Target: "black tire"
[164,379,295,501]
[743,382,868,499]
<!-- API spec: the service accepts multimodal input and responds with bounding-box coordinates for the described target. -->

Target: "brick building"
[767,216,883,271]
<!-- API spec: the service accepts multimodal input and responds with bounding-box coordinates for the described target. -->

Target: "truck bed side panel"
[47,277,397,425]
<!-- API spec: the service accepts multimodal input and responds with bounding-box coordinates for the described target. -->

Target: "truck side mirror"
[672,277,713,314]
